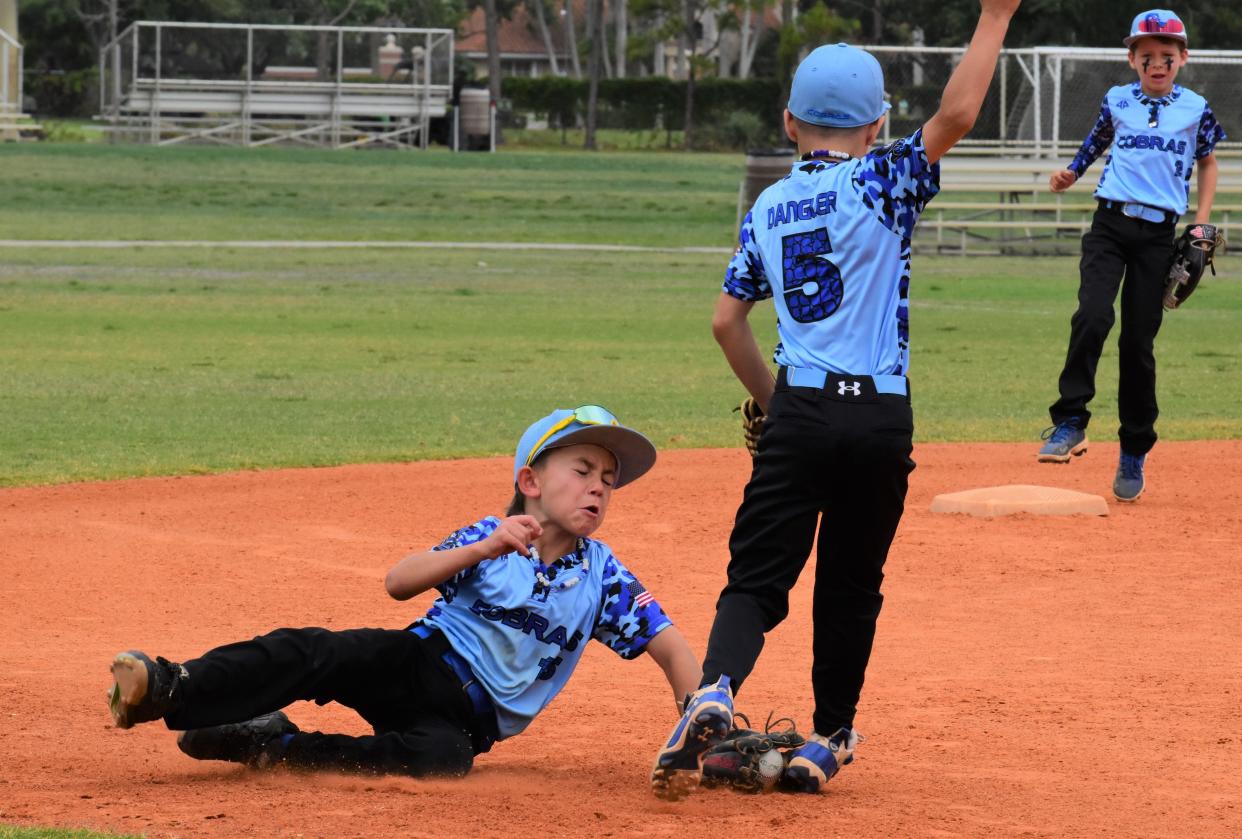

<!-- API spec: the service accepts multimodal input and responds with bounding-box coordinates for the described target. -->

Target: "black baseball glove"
[1164,223,1224,311]
[700,713,806,794]
[733,397,765,457]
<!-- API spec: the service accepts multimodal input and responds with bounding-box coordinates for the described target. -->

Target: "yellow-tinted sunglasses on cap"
[524,405,619,467]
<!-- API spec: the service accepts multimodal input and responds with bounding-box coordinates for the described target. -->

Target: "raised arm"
[922,0,1021,164]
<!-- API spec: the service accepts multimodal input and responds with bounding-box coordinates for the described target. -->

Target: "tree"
[562,0,583,77]
[776,1,857,85]
[527,0,560,75]
[733,0,765,79]
[614,0,627,77]
[584,0,604,147]
[480,0,502,102]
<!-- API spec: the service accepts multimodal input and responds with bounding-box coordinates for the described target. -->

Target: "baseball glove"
[733,397,765,457]
[1164,223,1224,311]
[701,713,806,794]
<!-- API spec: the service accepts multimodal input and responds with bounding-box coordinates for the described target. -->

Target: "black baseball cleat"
[108,650,186,729]
[177,711,299,769]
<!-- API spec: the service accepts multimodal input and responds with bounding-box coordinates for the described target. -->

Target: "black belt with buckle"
[409,622,498,752]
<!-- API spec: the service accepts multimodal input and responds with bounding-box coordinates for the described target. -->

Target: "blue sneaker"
[782,727,861,793]
[650,675,734,800]
[1038,419,1088,463]
[1113,451,1146,502]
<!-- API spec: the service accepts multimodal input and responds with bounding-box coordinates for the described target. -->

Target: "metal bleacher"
[914,153,1242,255]
[99,22,454,149]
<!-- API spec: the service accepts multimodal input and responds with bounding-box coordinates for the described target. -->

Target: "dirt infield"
[2,442,1240,839]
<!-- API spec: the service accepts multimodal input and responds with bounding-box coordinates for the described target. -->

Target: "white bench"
[122,81,449,119]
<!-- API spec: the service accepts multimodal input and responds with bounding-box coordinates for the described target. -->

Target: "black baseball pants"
[701,374,915,735]
[1050,205,1176,455]
[163,627,491,777]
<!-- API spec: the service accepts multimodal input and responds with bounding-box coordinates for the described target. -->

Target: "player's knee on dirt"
[393,727,475,778]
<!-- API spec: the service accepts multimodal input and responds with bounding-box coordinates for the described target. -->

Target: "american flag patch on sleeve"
[627,579,655,608]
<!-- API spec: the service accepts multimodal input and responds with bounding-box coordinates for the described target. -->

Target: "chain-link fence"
[870,45,1242,156]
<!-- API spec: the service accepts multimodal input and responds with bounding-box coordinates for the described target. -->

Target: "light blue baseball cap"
[1124,9,1187,47]
[788,43,891,129]
[513,405,656,489]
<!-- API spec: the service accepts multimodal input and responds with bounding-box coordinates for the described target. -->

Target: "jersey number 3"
[781,227,844,323]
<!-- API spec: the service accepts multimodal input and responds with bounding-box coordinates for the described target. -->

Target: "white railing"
[99,21,455,148]
[1,27,22,117]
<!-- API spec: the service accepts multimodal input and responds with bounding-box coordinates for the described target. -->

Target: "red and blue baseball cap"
[514,405,656,489]
[1124,9,1188,47]
[788,43,891,128]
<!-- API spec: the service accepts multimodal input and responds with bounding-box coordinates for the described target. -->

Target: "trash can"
[456,87,493,151]
[737,147,797,230]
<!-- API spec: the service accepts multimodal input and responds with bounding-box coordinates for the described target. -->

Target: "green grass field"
[0,828,134,839]
[2,245,1238,488]
[0,144,1239,488]
[0,145,742,247]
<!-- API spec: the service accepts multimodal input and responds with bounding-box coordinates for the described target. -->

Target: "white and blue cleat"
[650,675,734,801]
[782,727,861,793]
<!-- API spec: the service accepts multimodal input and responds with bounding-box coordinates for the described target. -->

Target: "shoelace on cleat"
[1041,423,1080,444]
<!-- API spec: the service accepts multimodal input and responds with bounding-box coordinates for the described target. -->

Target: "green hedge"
[501,77,786,148]
[26,68,98,117]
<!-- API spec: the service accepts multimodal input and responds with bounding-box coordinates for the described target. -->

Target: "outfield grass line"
[0,239,736,255]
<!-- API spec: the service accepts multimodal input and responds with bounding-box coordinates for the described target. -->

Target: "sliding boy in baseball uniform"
[108,406,701,778]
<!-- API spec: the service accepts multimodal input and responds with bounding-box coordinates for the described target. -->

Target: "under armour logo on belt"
[837,380,862,396]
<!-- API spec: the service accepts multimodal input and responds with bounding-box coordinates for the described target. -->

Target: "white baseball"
[755,748,785,792]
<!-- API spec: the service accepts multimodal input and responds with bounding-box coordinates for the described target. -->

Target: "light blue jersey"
[724,129,940,377]
[1069,83,1226,215]
[416,516,671,739]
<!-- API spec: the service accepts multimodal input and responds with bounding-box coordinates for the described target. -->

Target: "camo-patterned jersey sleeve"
[429,516,498,602]
[722,210,773,302]
[854,127,941,241]
[593,552,672,659]
[1196,104,1226,159]
[1068,98,1116,177]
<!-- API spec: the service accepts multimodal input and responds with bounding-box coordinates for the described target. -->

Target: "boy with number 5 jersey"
[651,0,1022,800]
[1038,9,1225,503]
[108,406,701,778]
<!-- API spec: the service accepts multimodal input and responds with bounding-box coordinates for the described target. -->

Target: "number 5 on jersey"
[781,227,844,323]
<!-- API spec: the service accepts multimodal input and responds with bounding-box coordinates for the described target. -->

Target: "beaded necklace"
[530,539,590,596]
[801,149,853,162]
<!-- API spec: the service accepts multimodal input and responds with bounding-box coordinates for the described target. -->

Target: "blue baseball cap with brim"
[1124,9,1188,47]
[788,43,891,129]
[514,406,656,489]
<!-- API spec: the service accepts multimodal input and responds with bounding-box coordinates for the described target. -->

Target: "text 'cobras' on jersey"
[1114,134,1188,154]
[469,598,584,651]
[767,191,838,229]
